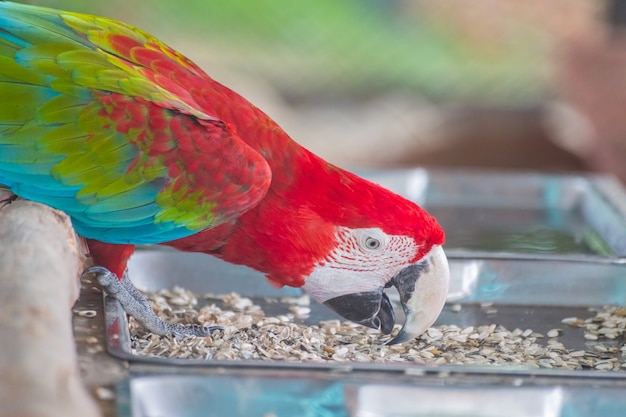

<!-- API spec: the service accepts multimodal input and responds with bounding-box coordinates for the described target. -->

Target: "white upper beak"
[388,245,450,344]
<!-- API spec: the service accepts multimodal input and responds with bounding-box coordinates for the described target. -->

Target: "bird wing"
[0,2,271,244]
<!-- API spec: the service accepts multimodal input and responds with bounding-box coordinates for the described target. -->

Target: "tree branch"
[0,198,101,417]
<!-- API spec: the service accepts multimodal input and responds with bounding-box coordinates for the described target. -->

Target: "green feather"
[0,56,50,84]
[0,83,55,123]
[37,94,87,124]
[1,8,90,47]
[15,44,76,78]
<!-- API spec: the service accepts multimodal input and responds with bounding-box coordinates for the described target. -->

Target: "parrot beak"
[322,246,449,344]
[387,245,449,344]
[323,287,397,334]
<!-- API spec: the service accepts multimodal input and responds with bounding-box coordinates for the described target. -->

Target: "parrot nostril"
[372,316,381,330]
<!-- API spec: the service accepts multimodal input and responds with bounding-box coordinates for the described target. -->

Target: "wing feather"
[0,2,271,244]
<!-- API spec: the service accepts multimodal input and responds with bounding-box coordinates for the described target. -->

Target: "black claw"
[0,192,18,208]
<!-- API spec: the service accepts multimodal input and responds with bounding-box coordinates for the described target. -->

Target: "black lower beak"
[323,289,395,334]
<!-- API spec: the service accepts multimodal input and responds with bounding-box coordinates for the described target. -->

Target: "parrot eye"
[354,228,388,251]
[364,236,381,250]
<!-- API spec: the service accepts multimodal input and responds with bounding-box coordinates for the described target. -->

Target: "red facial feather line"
[322,227,420,275]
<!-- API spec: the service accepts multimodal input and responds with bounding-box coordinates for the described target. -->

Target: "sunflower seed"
[547,329,561,338]
[75,310,97,318]
[127,287,626,372]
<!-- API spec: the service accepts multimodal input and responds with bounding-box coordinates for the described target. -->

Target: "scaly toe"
[170,324,223,338]
[83,266,118,286]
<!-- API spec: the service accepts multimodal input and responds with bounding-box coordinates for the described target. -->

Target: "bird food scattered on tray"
[129,286,626,371]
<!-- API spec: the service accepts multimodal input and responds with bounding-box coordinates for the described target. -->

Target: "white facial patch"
[301,227,419,303]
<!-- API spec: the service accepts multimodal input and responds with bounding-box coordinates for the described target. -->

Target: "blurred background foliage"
[18,1,619,178]
[24,0,597,103]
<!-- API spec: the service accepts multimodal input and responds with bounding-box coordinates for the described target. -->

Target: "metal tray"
[108,252,626,370]
[105,170,626,369]
[103,170,626,416]
[115,374,626,417]
[361,169,626,261]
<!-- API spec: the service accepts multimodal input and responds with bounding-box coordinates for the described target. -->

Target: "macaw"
[0,2,449,343]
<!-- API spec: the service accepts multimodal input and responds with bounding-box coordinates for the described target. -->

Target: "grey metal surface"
[362,169,626,260]
[116,374,626,417]
[109,254,626,371]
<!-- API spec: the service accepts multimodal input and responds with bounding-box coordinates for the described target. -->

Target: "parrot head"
[288,168,449,344]
[219,167,450,344]
[301,225,448,345]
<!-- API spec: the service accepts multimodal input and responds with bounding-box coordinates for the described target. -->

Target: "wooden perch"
[0,198,101,417]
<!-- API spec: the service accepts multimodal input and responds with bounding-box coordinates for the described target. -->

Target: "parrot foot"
[84,266,222,337]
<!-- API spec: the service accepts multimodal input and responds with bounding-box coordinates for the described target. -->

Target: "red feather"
[64,11,445,285]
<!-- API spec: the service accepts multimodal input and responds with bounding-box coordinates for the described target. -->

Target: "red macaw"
[0,2,448,343]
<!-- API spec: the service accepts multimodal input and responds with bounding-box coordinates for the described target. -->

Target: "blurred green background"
[18,1,611,176]
[23,0,570,102]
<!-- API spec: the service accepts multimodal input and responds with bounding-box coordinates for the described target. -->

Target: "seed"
[124,286,626,371]
[461,326,475,335]
[561,317,581,326]
[95,386,115,401]
[234,298,254,310]
[547,329,561,338]
[280,295,310,306]
[598,327,619,335]
[76,310,97,318]
[320,319,341,328]
[419,350,435,359]
[289,306,311,317]
[427,328,443,339]
[595,362,615,371]
[168,297,190,306]
[448,333,469,343]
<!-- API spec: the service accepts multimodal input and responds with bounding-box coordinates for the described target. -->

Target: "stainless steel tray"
[115,374,626,417]
[108,253,626,370]
[103,170,626,416]
[105,170,626,369]
[363,169,626,261]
